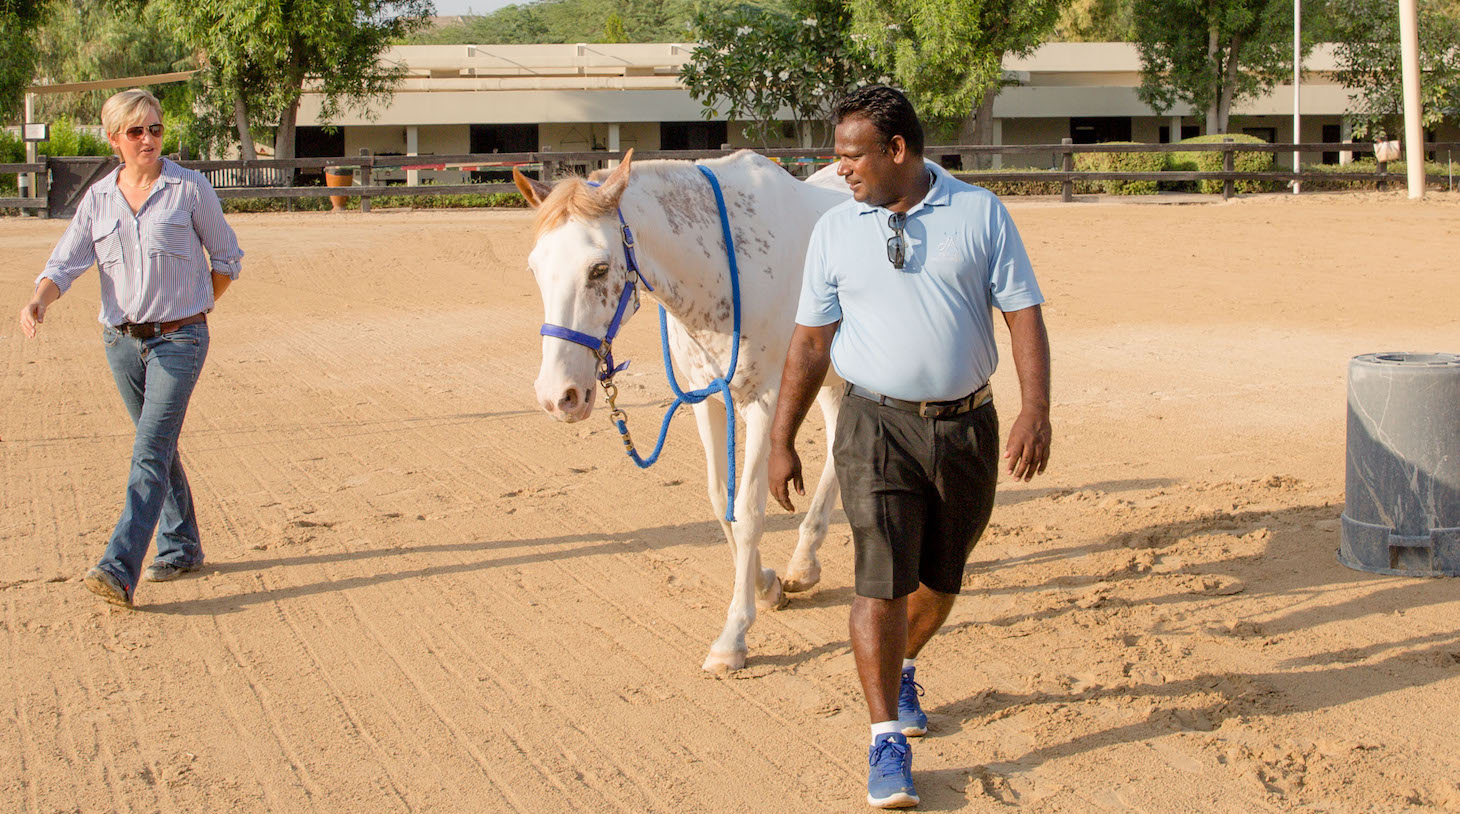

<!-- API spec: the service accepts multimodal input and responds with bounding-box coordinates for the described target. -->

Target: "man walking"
[769,85,1051,808]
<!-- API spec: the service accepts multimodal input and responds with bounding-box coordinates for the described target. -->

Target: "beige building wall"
[290,42,1435,176]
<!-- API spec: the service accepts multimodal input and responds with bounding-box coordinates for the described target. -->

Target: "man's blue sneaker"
[866,732,918,808]
[898,667,928,737]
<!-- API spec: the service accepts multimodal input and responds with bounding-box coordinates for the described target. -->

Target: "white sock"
[902,658,917,671]
[870,720,901,742]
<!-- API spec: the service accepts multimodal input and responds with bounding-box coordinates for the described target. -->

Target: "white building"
[295,41,1458,176]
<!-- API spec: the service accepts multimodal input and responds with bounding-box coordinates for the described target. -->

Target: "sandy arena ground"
[3,191,1460,813]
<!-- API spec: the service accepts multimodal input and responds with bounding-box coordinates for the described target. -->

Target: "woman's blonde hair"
[100,89,163,137]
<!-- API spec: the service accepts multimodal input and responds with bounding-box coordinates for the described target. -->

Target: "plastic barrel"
[1340,352,1460,576]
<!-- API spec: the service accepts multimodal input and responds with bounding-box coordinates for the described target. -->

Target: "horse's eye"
[588,263,610,280]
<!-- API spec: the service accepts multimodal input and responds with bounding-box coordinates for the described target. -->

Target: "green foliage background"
[1073,141,1165,194]
[1166,132,1275,193]
[408,0,751,44]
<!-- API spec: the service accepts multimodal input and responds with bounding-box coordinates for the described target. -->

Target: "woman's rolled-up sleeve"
[36,193,99,295]
[191,177,244,278]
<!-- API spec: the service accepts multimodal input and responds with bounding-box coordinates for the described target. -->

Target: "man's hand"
[1004,409,1051,481]
[1001,304,1052,482]
[19,300,47,338]
[768,321,839,513]
[769,444,804,512]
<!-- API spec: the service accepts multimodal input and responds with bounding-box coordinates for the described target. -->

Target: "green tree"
[31,0,194,125]
[1,0,53,120]
[846,0,1063,160]
[407,0,776,45]
[156,0,434,160]
[599,11,628,42]
[680,0,876,147]
[1326,0,1460,140]
[1133,0,1308,135]
[1055,0,1135,42]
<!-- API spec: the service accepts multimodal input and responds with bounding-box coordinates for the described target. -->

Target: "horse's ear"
[513,166,552,208]
[595,148,634,205]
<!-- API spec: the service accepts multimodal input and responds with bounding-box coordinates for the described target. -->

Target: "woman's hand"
[19,279,62,338]
[19,299,46,338]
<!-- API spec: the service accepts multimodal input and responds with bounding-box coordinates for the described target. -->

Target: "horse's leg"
[690,398,735,553]
[783,383,843,593]
[703,396,781,673]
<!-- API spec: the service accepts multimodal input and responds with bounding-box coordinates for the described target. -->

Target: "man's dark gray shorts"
[834,391,1000,599]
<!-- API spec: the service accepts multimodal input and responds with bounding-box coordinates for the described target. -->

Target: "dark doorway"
[1070,117,1132,144]
[660,121,728,151]
[1243,127,1277,144]
[1159,124,1201,144]
[1322,124,1342,164]
[470,124,539,154]
[295,126,345,158]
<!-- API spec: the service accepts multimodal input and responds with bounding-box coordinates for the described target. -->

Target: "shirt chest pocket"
[91,218,123,268]
[146,208,194,261]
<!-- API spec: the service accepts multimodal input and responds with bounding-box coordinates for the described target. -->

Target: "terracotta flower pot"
[324,167,354,211]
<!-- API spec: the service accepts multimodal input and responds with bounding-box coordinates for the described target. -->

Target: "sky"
[431,0,522,16]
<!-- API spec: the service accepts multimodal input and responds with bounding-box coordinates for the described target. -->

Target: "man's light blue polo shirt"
[795,163,1044,402]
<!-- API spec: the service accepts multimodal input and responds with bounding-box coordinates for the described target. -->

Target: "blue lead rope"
[612,165,743,521]
[537,165,744,521]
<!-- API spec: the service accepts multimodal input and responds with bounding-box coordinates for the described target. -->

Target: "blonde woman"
[18,88,243,608]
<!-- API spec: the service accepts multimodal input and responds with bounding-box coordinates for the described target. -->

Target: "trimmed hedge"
[1074,142,1166,195]
[956,167,1064,197]
[219,189,529,214]
[1168,133,1276,194]
[1299,159,1456,191]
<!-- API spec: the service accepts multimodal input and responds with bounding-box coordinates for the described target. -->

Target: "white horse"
[513,150,849,671]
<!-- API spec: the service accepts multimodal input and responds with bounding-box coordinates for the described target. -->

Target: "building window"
[661,121,728,151]
[1070,117,1131,144]
[470,124,539,154]
[1322,124,1341,165]
[296,126,345,158]
[1159,125,1201,144]
[1243,127,1277,144]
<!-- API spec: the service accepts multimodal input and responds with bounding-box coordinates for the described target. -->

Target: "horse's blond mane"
[532,177,618,238]
[532,153,760,239]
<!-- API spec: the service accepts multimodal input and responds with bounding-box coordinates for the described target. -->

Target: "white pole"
[1398,0,1425,199]
[21,92,36,212]
[1293,0,1301,193]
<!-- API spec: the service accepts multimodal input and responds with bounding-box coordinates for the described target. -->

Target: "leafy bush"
[0,128,24,164]
[1168,133,1275,193]
[1074,142,1165,195]
[219,189,529,213]
[951,167,1065,196]
[370,190,529,209]
[1299,159,1458,191]
[36,118,112,158]
[220,196,331,214]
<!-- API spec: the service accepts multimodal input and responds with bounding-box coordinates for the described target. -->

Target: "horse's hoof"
[781,565,821,593]
[703,649,746,673]
[756,574,788,611]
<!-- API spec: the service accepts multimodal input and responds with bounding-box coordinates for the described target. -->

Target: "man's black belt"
[845,382,993,419]
[115,312,206,339]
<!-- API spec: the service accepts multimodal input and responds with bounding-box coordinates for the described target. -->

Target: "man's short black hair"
[833,85,924,157]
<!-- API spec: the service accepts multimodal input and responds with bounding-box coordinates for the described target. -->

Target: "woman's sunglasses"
[123,123,164,141]
[886,212,907,270]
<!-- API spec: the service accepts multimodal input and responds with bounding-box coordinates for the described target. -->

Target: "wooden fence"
[4,140,1457,217]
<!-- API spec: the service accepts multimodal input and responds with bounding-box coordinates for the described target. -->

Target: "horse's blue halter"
[538,206,652,380]
[538,165,743,521]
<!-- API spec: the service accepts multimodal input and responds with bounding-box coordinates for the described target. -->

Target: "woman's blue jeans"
[97,322,209,592]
